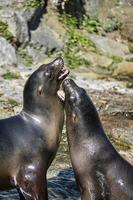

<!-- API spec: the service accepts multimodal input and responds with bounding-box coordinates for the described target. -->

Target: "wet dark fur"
[63,79,133,200]
[0,58,67,200]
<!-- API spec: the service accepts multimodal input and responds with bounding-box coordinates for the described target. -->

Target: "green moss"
[128,43,133,53]
[0,21,13,41]
[2,72,21,80]
[59,13,78,29]
[109,55,123,63]
[60,14,97,68]
[81,16,101,34]
[24,0,44,8]
[7,98,19,107]
[103,16,120,33]
[18,48,33,67]
[108,135,132,151]
[64,30,93,68]
[126,57,133,62]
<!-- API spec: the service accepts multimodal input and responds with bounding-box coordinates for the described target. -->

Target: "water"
[0,168,80,200]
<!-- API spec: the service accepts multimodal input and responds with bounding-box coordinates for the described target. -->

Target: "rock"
[0,0,26,7]
[0,8,34,46]
[82,0,104,19]
[113,61,133,77]
[0,9,17,37]
[30,10,66,53]
[88,34,130,58]
[111,6,133,42]
[78,51,113,68]
[15,11,30,46]
[0,37,17,67]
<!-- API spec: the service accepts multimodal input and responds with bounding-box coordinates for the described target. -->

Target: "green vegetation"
[7,98,19,107]
[109,135,132,151]
[128,43,133,53]
[103,16,120,33]
[24,0,44,8]
[60,14,99,68]
[64,30,93,68]
[109,55,123,63]
[81,16,101,34]
[2,72,21,80]
[0,21,13,41]
[18,48,33,67]
[126,57,133,62]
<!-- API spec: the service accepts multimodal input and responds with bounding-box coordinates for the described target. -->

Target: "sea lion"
[0,58,69,200]
[62,78,133,200]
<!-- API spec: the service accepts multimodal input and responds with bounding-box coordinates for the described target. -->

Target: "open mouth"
[57,68,69,102]
[58,67,70,81]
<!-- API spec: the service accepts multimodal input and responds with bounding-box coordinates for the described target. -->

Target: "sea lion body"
[0,58,69,200]
[63,79,133,200]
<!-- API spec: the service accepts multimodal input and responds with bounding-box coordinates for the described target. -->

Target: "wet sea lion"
[0,58,69,200]
[62,78,133,200]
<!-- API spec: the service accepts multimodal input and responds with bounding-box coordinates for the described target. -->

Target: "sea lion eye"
[44,71,52,78]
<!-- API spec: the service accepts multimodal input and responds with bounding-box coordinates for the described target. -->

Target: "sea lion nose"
[53,57,64,68]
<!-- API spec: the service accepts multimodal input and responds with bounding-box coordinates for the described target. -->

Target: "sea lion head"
[62,78,98,124]
[62,78,86,123]
[23,57,69,113]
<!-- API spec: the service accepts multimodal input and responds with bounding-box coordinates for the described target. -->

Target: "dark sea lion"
[62,78,133,200]
[0,58,69,200]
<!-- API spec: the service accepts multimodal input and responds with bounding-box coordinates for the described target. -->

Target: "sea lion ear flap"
[37,85,44,96]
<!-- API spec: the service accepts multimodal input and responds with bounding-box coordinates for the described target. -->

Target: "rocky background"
[0,0,133,199]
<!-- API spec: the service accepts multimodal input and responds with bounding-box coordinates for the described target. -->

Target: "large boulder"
[113,61,133,77]
[82,0,104,19]
[30,9,67,53]
[0,8,34,46]
[0,37,17,67]
[88,34,131,58]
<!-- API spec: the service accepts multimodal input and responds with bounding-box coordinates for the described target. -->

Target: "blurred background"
[0,0,133,199]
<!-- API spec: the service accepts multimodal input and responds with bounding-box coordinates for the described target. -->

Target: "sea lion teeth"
[58,68,69,80]
[57,90,65,101]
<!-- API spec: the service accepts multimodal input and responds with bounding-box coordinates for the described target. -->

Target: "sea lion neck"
[22,95,59,118]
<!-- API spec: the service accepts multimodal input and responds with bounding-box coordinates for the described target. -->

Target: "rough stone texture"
[0,37,17,67]
[111,6,133,42]
[30,10,66,53]
[0,9,17,37]
[113,61,133,77]
[88,34,131,58]
[78,51,113,68]
[15,11,30,46]
[0,8,34,46]
[0,0,26,6]
[82,0,104,19]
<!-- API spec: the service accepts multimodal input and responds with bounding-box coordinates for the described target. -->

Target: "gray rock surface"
[0,37,17,67]
[88,34,131,57]
[82,0,104,19]
[0,0,26,6]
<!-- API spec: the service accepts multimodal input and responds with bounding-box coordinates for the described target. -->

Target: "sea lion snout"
[51,57,64,71]
[63,79,81,102]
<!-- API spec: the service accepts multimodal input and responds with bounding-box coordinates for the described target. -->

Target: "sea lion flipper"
[15,163,48,200]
